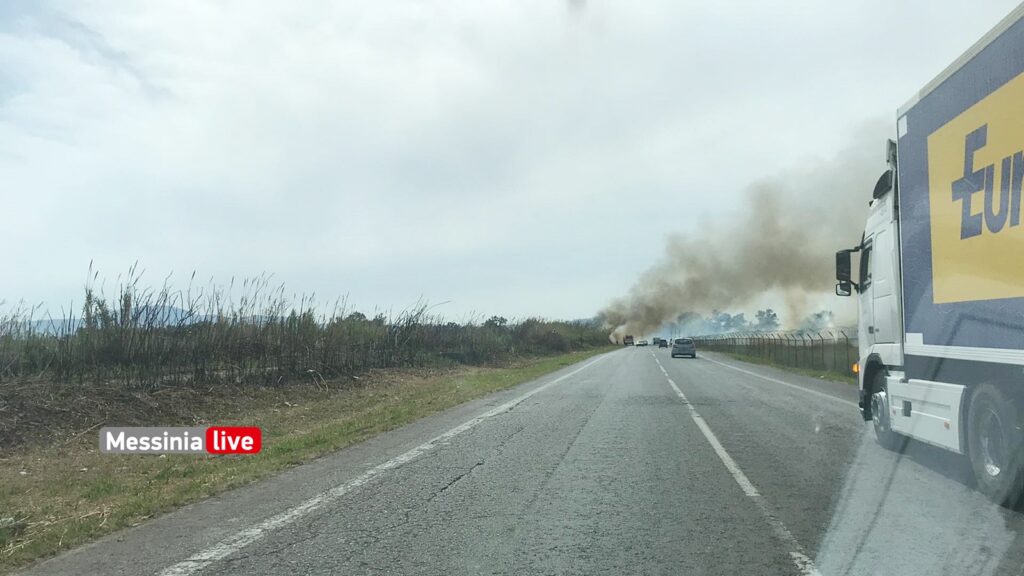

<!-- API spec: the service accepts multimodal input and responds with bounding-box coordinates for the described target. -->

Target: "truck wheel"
[870,371,904,451]
[967,384,1023,506]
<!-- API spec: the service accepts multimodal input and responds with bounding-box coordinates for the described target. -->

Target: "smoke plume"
[599,119,889,338]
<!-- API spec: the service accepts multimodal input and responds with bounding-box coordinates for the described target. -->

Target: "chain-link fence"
[691,330,858,378]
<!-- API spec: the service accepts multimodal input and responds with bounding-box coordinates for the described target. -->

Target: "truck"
[623,335,635,346]
[835,4,1024,504]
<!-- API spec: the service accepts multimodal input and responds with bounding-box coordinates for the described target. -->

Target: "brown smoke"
[599,119,889,338]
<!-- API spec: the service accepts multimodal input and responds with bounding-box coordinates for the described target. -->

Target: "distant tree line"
[659,308,837,337]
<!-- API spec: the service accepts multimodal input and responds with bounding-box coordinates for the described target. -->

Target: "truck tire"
[967,384,1023,506]
[870,371,905,452]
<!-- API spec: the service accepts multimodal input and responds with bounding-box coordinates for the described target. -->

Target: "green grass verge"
[711,351,857,385]
[0,347,613,573]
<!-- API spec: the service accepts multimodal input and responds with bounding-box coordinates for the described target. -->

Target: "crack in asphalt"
[220,508,332,563]
[421,424,528,507]
[514,396,607,519]
[431,459,486,500]
[253,424,534,570]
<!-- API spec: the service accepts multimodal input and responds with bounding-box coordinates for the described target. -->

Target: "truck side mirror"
[836,249,859,295]
[836,249,852,282]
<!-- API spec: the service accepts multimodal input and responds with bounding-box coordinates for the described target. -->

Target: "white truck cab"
[857,147,903,368]
[840,150,967,458]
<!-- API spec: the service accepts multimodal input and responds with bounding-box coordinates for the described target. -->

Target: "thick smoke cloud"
[599,119,889,338]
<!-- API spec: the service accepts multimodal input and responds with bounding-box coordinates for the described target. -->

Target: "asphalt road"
[22,348,1024,575]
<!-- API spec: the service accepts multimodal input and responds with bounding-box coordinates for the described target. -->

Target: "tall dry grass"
[0,266,607,391]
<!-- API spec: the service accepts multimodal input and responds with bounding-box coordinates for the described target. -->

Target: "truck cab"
[837,145,905,420]
[857,179,902,362]
[838,147,970,457]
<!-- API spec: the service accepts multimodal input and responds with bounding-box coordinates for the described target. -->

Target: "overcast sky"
[1,0,1021,321]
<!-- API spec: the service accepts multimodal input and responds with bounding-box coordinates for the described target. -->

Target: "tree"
[709,310,750,333]
[800,310,834,331]
[484,316,508,329]
[754,309,780,331]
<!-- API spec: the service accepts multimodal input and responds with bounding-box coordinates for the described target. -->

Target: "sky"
[1,0,1021,322]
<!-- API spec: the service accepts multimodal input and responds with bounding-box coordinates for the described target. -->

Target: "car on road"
[671,338,697,358]
[658,339,668,348]
[637,340,649,346]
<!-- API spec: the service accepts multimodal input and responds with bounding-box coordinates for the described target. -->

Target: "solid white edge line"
[700,354,858,409]
[652,353,822,576]
[156,352,611,576]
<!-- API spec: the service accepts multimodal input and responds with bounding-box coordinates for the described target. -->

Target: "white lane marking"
[156,353,611,576]
[700,354,858,409]
[652,354,822,576]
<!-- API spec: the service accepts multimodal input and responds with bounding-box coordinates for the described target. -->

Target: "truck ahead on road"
[836,5,1024,504]
[623,335,635,346]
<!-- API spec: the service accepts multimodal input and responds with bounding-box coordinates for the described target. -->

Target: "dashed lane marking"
[653,353,822,576]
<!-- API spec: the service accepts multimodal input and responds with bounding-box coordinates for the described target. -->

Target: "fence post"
[817,331,826,370]
[842,330,850,375]
[823,330,831,368]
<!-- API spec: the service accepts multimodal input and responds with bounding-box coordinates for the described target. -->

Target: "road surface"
[22,348,1024,575]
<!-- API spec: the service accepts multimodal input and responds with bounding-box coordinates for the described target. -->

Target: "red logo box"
[205,427,262,454]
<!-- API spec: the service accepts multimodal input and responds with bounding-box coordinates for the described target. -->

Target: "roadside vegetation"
[1,266,609,450]
[0,267,613,572]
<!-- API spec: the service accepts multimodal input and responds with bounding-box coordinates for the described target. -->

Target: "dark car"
[658,339,668,348]
[671,338,697,358]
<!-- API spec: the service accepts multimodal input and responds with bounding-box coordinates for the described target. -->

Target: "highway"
[23,348,1024,575]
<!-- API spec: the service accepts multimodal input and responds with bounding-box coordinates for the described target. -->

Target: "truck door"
[870,226,898,343]
[857,239,874,349]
